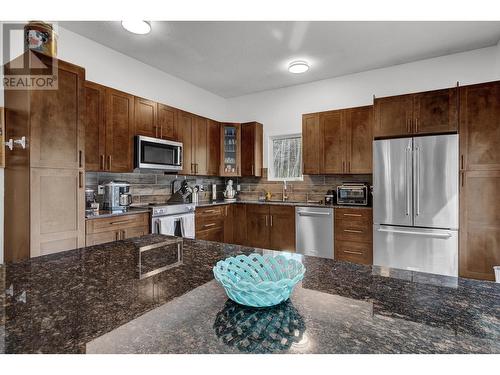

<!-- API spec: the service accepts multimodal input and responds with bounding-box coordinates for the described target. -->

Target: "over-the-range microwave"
[135,135,183,171]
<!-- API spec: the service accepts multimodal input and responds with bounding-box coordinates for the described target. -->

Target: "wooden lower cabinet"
[269,206,296,251]
[195,205,226,242]
[246,204,295,251]
[246,205,270,248]
[459,170,500,281]
[334,208,373,265]
[85,212,150,246]
[232,204,247,245]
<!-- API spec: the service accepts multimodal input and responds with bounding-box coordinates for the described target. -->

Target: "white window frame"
[267,133,304,182]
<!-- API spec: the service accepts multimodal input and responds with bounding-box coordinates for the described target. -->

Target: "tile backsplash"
[85,171,225,205]
[86,169,372,205]
[235,169,372,203]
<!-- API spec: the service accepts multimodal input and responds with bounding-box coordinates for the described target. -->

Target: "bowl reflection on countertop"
[213,299,306,353]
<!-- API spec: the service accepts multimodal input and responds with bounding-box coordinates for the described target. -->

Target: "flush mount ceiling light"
[288,60,309,74]
[121,21,151,35]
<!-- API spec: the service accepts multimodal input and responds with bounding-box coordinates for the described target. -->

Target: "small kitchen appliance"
[324,189,337,205]
[103,181,132,211]
[336,183,369,206]
[223,180,237,202]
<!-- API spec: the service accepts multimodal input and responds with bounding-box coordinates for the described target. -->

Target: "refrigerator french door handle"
[405,145,411,216]
[415,146,420,216]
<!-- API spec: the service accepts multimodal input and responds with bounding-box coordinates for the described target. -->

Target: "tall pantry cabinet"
[4,53,86,261]
[459,80,500,281]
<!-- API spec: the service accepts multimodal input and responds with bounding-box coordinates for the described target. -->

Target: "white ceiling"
[61,21,500,98]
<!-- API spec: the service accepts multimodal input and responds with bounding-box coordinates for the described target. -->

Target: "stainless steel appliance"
[336,183,369,206]
[295,207,334,259]
[103,181,132,211]
[150,203,196,239]
[373,134,459,277]
[135,135,182,171]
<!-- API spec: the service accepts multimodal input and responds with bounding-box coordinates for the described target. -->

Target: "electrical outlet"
[236,184,241,192]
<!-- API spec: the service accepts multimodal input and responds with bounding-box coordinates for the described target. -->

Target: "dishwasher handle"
[297,211,332,217]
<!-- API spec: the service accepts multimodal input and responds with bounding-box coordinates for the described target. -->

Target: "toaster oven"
[336,183,369,206]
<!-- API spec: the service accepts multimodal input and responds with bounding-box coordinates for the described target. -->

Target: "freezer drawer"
[295,207,334,259]
[373,224,458,277]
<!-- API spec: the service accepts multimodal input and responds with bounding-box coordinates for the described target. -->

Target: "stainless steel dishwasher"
[295,207,334,259]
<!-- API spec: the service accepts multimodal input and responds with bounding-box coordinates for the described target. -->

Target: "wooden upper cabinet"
[303,106,373,175]
[157,104,178,140]
[178,111,194,175]
[207,120,220,176]
[29,64,84,169]
[374,87,458,138]
[84,81,105,171]
[220,123,241,177]
[321,110,345,174]
[374,94,413,138]
[302,113,321,174]
[460,81,500,171]
[413,88,458,135]
[345,106,373,174]
[105,88,135,173]
[193,116,208,175]
[134,97,157,138]
[241,121,263,177]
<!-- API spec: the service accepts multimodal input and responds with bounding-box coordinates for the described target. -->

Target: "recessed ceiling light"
[288,60,309,74]
[121,21,151,35]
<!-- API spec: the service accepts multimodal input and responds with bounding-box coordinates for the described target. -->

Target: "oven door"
[136,136,182,170]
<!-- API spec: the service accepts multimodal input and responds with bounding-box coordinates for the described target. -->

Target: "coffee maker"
[103,181,132,211]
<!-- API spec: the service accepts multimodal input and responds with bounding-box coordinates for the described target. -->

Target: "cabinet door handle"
[270,215,273,227]
[115,231,120,241]
[461,171,465,188]
[461,155,464,170]
[406,118,411,133]
[343,229,363,233]
[79,171,83,188]
[343,249,363,255]
[204,209,218,214]
[251,164,254,175]
[265,215,268,227]
[342,161,345,173]
[343,213,362,217]
[121,230,125,240]
[414,118,418,133]
[107,155,112,170]
[79,150,83,168]
[204,223,216,228]
[100,155,105,170]
[348,161,351,173]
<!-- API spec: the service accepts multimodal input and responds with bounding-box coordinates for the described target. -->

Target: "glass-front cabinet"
[220,123,241,176]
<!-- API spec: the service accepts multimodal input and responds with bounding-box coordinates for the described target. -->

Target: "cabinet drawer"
[335,208,372,224]
[86,213,150,234]
[335,221,372,243]
[335,240,373,265]
[86,231,121,246]
[196,226,224,242]
[196,217,224,232]
[196,205,225,217]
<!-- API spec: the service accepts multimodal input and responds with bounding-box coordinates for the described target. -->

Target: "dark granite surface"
[1,234,498,354]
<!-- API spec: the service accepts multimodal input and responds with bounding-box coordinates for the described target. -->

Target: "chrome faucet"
[282,181,289,202]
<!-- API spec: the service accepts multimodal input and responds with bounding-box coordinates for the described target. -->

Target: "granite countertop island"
[1,234,498,354]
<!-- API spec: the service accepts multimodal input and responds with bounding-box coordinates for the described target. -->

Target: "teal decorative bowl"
[213,253,305,307]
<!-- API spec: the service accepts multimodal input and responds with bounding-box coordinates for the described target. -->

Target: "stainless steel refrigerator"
[373,134,459,277]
